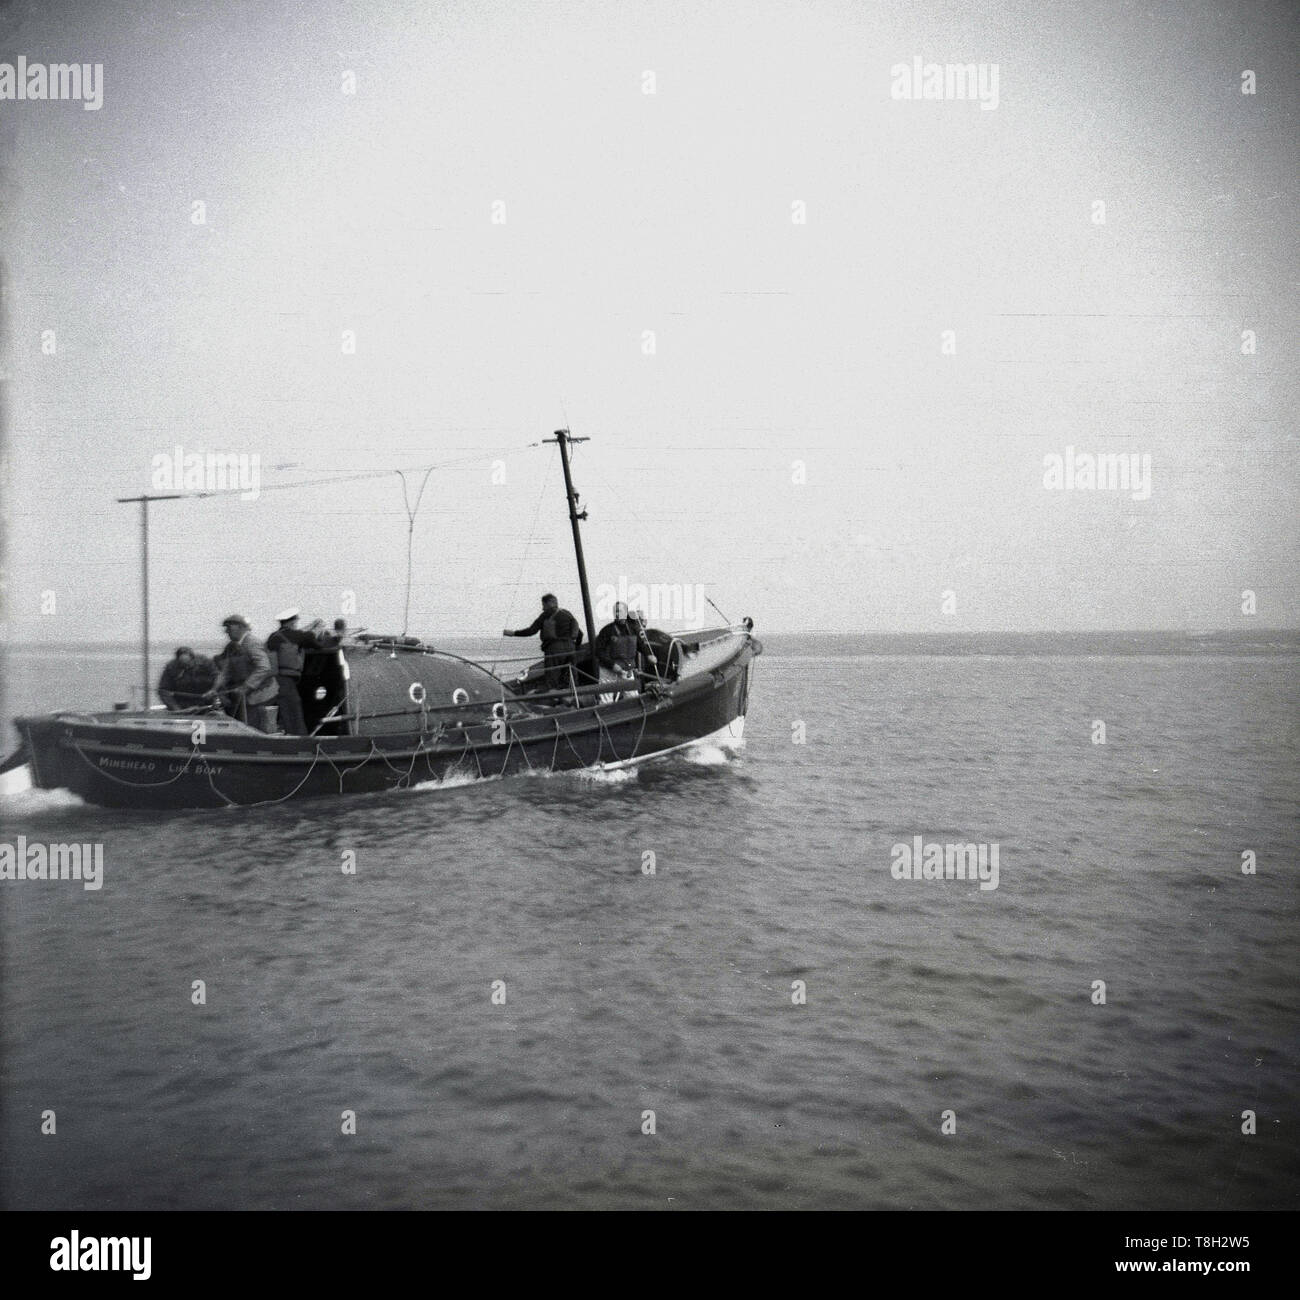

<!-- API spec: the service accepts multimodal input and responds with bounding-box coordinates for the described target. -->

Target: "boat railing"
[340,629,751,684]
[149,631,751,737]
[331,627,754,733]
[662,624,752,676]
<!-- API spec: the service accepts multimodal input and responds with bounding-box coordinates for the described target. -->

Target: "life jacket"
[607,623,639,664]
[540,611,576,650]
[268,629,306,677]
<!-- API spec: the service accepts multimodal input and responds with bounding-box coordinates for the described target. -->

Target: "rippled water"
[2,639,1296,1209]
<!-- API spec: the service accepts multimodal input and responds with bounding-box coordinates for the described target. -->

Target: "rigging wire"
[160,443,538,501]
[396,466,435,637]
[122,438,542,637]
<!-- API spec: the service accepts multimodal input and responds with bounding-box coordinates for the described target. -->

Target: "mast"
[546,429,598,660]
[117,492,182,708]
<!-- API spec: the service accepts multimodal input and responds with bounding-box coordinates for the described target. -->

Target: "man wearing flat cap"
[265,607,325,735]
[212,615,278,731]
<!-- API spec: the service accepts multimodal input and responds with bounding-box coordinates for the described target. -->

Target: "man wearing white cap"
[266,607,325,735]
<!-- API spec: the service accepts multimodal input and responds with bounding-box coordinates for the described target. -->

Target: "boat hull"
[15,641,756,810]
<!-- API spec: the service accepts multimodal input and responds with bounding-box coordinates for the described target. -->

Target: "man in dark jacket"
[213,615,278,731]
[595,602,648,676]
[266,607,325,735]
[504,593,583,692]
[157,646,218,710]
[318,617,352,649]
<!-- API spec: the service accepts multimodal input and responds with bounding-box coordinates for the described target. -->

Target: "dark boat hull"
[16,641,756,810]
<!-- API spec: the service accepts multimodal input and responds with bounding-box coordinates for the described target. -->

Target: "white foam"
[0,767,85,810]
[0,765,32,796]
[573,764,641,784]
[409,767,498,792]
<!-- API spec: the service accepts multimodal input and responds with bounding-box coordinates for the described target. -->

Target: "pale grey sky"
[2,0,1296,641]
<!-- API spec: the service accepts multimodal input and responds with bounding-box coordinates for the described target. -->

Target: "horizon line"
[3,626,1299,648]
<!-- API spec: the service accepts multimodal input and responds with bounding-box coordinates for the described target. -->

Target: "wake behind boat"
[7,431,761,810]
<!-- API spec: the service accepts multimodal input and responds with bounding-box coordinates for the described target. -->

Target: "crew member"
[504,593,583,693]
[595,602,645,676]
[629,607,674,680]
[266,607,325,735]
[212,615,278,731]
[157,646,217,711]
[319,617,351,649]
[309,617,353,735]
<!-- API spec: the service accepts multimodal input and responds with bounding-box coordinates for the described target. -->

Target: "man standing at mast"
[504,593,583,693]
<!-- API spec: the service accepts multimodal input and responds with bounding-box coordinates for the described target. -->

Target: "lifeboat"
[6,432,761,809]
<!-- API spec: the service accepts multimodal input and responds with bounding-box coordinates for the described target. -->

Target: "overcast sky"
[1,0,1296,642]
